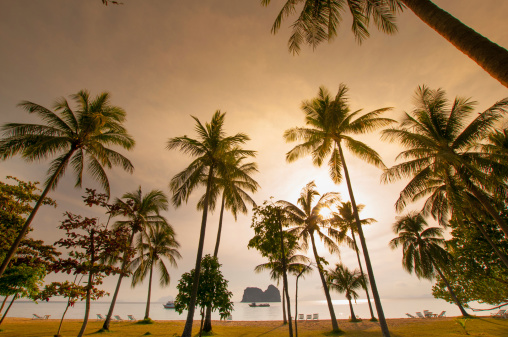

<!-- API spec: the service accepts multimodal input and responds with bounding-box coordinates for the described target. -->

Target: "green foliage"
[174,255,233,320]
[432,212,508,306]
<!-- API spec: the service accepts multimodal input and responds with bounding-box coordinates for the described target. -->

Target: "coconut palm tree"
[278,181,343,332]
[334,201,377,321]
[254,243,311,323]
[382,85,508,237]
[167,111,255,337]
[131,223,181,320]
[262,0,508,88]
[0,90,135,277]
[103,187,170,330]
[327,263,366,322]
[284,84,394,336]
[389,212,470,316]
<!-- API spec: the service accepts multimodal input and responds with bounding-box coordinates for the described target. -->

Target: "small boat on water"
[163,301,175,309]
[249,302,270,307]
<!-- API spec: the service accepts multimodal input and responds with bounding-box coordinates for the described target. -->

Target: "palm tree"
[103,187,170,330]
[284,84,394,336]
[389,212,470,316]
[131,223,181,320]
[254,243,311,323]
[278,181,343,332]
[0,90,135,277]
[334,201,377,321]
[167,111,255,337]
[327,263,366,322]
[382,85,508,237]
[262,0,508,88]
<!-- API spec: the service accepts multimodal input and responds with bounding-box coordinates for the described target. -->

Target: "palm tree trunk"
[432,261,470,317]
[401,0,508,88]
[56,300,71,336]
[347,297,356,321]
[351,232,376,320]
[103,229,137,331]
[276,210,293,336]
[470,216,508,269]
[0,295,9,315]
[338,144,390,337]
[0,294,17,325]
[203,193,227,332]
[145,265,154,320]
[309,233,340,332]
[78,230,95,337]
[0,150,74,278]
[181,167,214,337]
[282,281,287,323]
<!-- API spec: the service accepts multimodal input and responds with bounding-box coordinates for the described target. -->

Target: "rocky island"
[241,284,281,302]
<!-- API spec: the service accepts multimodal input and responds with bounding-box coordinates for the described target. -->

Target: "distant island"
[241,285,281,302]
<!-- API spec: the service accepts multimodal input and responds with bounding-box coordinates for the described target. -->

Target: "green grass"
[0,317,506,337]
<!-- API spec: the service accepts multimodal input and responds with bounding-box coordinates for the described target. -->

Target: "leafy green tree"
[262,0,508,88]
[284,84,394,336]
[327,263,367,322]
[131,223,181,320]
[382,85,508,237]
[432,211,508,306]
[0,90,135,277]
[174,255,233,337]
[103,187,170,330]
[334,201,377,321]
[248,202,296,336]
[167,111,254,337]
[389,212,470,316]
[277,181,343,332]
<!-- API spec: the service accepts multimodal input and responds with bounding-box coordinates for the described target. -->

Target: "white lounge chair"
[96,314,105,320]
[114,315,123,321]
[297,314,304,320]
[313,313,319,320]
[226,315,233,321]
[127,315,136,321]
[32,314,50,320]
[437,311,446,318]
[491,309,506,318]
[423,310,434,318]
[306,314,312,320]
[416,312,425,318]
[405,313,416,318]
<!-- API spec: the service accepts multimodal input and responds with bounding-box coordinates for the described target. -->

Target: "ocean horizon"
[4,297,494,321]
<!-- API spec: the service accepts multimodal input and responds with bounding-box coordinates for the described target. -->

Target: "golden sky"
[1,0,507,317]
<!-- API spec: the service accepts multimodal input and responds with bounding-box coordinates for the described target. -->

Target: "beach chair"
[127,315,136,321]
[32,314,44,320]
[423,310,434,318]
[298,314,304,320]
[226,315,233,322]
[491,309,506,318]
[306,314,312,320]
[405,313,416,318]
[114,315,123,321]
[43,315,50,319]
[97,314,105,320]
[313,313,319,321]
[416,312,425,318]
[437,311,446,318]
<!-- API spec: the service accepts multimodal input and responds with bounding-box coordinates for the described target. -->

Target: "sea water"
[5,298,494,321]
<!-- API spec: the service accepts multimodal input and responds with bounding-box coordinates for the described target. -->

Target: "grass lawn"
[0,316,506,336]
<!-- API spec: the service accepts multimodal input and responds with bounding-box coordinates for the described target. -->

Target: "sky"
[1,0,507,312]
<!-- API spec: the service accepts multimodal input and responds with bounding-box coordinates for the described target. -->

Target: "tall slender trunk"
[203,193,227,332]
[181,167,214,337]
[145,264,154,320]
[351,232,376,320]
[277,210,293,337]
[432,261,470,317]
[338,144,390,337]
[401,0,508,88]
[0,294,17,325]
[56,300,71,336]
[0,150,74,277]
[0,295,9,315]
[470,216,508,269]
[78,230,95,337]
[295,263,311,337]
[309,233,340,332]
[347,297,357,321]
[103,229,137,330]
[282,281,287,323]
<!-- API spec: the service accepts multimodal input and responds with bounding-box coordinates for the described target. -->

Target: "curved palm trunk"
[347,296,357,321]
[0,295,9,314]
[277,210,293,336]
[103,229,137,330]
[401,0,508,88]
[470,216,508,269]
[145,264,154,320]
[78,230,95,337]
[431,261,470,317]
[0,150,74,277]
[338,144,390,337]
[203,193,227,332]
[0,294,17,325]
[351,232,376,320]
[181,167,214,337]
[309,233,340,332]
[56,300,71,336]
